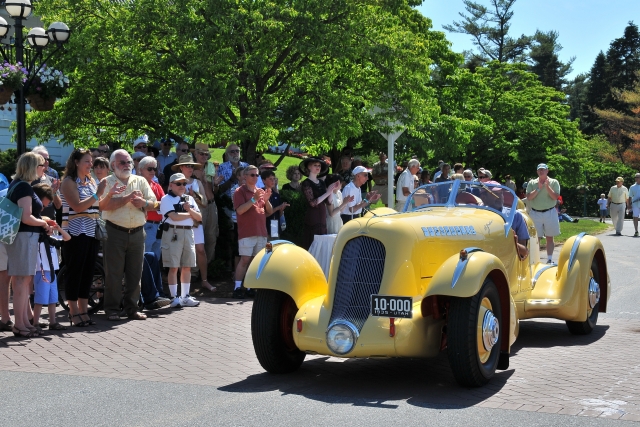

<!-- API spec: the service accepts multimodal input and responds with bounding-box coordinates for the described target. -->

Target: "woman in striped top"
[60,149,107,327]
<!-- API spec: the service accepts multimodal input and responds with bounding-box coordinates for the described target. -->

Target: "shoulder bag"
[0,182,28,245]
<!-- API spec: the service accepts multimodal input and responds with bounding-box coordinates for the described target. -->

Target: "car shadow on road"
[219,353,514,410]
[509,320,609,356]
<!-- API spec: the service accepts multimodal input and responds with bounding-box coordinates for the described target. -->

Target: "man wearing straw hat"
[191,143,223,282]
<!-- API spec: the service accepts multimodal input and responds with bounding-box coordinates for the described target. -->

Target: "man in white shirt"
[342,166,381,224]
[395,159,420,211]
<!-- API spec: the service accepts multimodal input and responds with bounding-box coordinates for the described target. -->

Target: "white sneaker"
[181,295,200,307]
[170,296,182,308]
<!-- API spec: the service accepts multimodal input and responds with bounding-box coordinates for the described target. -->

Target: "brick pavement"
[1,298,640,421]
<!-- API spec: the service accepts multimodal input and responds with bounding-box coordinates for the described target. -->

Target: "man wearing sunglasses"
[216,144,248,200]
[133,134,148,153]
[161,141,190,192]
[157,138,178,177]
[100,149,158,321]
[31,145,62,222]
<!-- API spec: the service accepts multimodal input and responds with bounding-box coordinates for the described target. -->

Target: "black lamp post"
[0,0,70,155]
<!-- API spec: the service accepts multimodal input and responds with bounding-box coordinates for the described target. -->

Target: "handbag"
[95,217,108,241]
[0,182,27,245]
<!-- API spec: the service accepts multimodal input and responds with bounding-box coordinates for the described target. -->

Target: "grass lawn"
[541,219,612,246]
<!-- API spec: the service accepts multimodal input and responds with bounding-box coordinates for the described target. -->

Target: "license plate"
[370,295,413,319]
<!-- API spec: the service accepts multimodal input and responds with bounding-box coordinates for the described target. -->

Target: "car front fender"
[245,242,328,308]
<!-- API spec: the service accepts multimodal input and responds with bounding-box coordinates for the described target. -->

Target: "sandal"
[12,327,36,338]
[127,312,147,320]
[69,314,87,327]
[201,280,217,292]
[107,313,123,321]
[49,322,67,331]
[0,319,13,331]
[79,313,97,326]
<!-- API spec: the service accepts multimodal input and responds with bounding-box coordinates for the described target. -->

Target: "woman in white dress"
[325,174,354,234]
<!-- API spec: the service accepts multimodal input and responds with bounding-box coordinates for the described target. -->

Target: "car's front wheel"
[447,278,502,387]
[566,259,600,335]
[251,289,305,374]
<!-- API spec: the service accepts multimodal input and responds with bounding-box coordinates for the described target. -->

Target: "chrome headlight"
[326,321,358,355]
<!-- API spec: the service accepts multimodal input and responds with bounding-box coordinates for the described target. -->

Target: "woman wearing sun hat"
[171,154,212,291]
[299,157,340,249]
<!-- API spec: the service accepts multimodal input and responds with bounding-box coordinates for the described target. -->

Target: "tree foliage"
[29,0,457,164]
[528,30,573,92]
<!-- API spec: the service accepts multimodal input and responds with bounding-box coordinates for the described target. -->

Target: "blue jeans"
[144,222,161,260]
[140,252,165,303]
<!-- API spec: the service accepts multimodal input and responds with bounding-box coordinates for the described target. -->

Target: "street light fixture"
[0,0,70,155]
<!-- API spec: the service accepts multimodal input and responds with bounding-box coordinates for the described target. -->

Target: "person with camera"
[160,173,202,308]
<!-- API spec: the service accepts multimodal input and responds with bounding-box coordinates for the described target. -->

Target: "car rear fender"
[424,250,514,350]
[245,242,328,308]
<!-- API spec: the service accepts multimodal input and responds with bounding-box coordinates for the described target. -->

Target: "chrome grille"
[329,236,386,332]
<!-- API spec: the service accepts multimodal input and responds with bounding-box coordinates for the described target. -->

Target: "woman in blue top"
[6,152,54,337]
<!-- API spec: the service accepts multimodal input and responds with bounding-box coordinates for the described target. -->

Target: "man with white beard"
[100,149,157,321]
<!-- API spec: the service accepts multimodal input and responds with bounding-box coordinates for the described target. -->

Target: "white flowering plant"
[0,62,28,89]
[26,65,69,99]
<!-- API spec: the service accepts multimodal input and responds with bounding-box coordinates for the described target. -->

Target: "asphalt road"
[1,222,639,426]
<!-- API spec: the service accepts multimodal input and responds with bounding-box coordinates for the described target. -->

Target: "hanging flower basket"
[0,86,14,104]
[26,94,55,111]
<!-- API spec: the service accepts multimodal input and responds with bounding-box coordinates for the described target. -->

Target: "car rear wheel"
[251,289,305,374]
[566,259,600,335]
[447,278,502,387]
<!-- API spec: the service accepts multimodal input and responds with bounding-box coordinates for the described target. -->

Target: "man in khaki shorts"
[160,173,202,308]
[526,163,561,264]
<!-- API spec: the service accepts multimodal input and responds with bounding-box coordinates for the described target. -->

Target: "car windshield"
[403,180,519,237]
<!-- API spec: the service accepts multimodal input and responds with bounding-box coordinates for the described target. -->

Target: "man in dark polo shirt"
[161,141,190,192]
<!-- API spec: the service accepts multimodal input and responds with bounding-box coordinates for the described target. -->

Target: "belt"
[531,207,555,212]
[106,220,144,234]
[611,202,624,204]
[146,220,161,224]
[169,225,193,230]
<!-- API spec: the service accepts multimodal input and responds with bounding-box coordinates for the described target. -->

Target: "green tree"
[529,30,573,92]
[425,62,584,181]
[30,0,455,164]
[604,22,640,111]
[443,0,531,65]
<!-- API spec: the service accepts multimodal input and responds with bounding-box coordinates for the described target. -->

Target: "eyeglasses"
[97,149,108,153]
[118,160,133,166]
[42,157,50,162]
[135,144,147,149]
[172,182,185,186]
[247,173,259,177]
[177,148,188,153]
[228,149,240,154]
[134,158,141,162]
[146,167,157,172]
[197,152,210,158]
[182,164,194,169]
[478,175,487,178]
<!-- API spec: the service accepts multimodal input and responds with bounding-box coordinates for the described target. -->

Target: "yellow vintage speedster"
[246,180,610,387]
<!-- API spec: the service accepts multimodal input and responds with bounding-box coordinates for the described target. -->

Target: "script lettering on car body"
[421,225,477,237]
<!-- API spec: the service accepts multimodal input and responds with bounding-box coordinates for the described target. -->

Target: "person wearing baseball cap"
[628,173,640,237]
[608,176,629,236]
[526,163,561,263]
[133,135,148,152]
[342,165,381,224]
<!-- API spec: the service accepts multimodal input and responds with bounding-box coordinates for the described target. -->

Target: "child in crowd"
[597,193,608,223]
[160,173,202,308]
[32,186,71,332]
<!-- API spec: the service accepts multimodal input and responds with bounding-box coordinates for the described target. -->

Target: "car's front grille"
[329,236,386,332]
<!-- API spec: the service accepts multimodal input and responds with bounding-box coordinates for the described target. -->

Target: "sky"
[416,0,640,79]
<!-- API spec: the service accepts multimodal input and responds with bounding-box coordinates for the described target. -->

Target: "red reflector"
[296,318,303,332]
[389,318,395,337]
